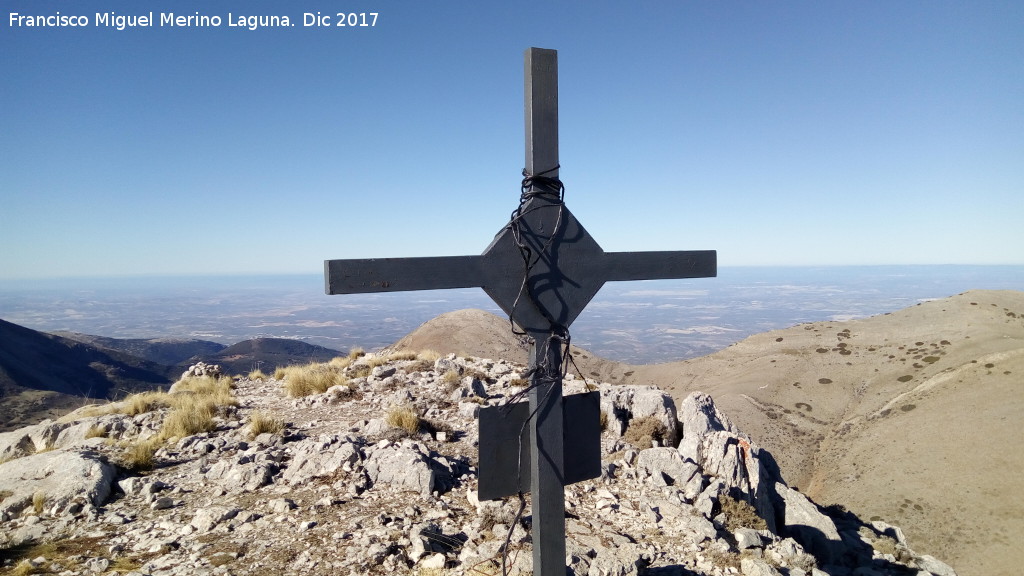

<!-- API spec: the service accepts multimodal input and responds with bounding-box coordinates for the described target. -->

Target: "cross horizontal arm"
[601,250,717,282]
[324,256,485,295]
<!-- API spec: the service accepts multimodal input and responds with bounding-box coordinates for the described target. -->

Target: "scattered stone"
[269,498,297,514]
[281,436,360,485]
[917,555,958,576]
[741,556,783,576]
[364,446,449,496]
[0,356,955,576]
[735,527,764,549]
[0,449,116,520]
[149,497,175,510]
[180,362,222,380]
[190,506,240,533]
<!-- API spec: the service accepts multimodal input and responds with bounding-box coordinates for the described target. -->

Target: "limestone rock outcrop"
[0,353,958,576]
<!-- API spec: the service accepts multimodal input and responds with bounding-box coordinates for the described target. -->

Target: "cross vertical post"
[523,47,568,576]
[324,46,718,576]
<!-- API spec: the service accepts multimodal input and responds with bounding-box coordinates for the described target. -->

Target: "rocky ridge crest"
[0,354,957,576]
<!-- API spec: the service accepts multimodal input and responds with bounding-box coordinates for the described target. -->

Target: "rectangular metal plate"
[478,391,601,501]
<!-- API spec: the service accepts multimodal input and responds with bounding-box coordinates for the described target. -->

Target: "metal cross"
[324,47,716,575]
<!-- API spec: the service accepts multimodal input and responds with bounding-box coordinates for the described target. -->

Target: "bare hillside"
[396,290,1024,576]
[0,319,172,432]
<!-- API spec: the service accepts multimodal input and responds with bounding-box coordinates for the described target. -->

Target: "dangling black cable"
[498,165,584,576]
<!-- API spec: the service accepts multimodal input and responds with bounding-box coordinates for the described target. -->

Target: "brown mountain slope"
[394,290,1024,576]
[387,309,534,362]
[197,337,341,375]
[0,319,173,431]
[650,289,1024,576]
[51,332,226,366]
[386,308,634,383]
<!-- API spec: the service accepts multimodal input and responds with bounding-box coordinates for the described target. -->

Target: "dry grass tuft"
[247,411,285,439]
[12,560,44,576]
[348,364,372,379]
[172,376,237,407]
[386,405,421,435]
[84,425,107,439]
[417,349,442,363]
[160,396,217,440]
[122,391,171,416]
[624,416,668,448]
[109,375,237,468]
[328,355,354,370]
[404,358,436,373]
[248,369,268,380]
[279,362,350,397]
[120,438,159,471]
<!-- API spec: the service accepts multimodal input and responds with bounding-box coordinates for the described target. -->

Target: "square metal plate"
[478,391,601,501]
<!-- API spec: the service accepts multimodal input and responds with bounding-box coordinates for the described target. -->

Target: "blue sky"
[2,1,1021,279]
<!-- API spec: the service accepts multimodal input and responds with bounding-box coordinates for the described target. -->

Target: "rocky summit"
[1,354,957,576]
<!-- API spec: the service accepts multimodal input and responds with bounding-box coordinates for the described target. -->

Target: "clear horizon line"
[4,263,1024,283]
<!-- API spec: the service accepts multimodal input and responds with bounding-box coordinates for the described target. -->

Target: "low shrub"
[871,535,899,556]
[718,495,767,531]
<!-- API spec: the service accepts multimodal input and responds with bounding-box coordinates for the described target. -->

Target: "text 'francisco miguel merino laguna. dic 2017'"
[5,12,368,31]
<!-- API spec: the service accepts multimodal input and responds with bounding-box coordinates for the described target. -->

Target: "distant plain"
[2,266,1021,363]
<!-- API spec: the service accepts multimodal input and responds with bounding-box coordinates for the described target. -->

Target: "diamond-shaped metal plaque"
[480,195,607,336]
